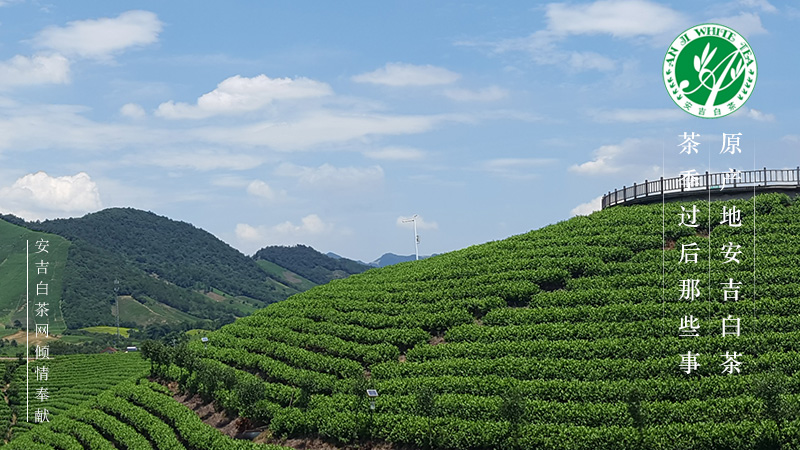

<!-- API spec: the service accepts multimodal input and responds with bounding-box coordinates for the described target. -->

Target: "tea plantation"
[150,193,800,449]
[9,193,800,449]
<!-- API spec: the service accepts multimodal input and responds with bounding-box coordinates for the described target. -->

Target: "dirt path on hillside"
[160,379,415,450]
[4,331,56,347]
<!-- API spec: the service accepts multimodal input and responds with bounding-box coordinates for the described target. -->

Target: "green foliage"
[253,244,368,285]
[8,380,292,450]
[0,217,70,332]
[22,193,800,450]
[32,208,277,301]
[152,194,800,449]
[5,208,371,330]
[5,353,149,441]
[753,372,787,424]
[60,239,241,328]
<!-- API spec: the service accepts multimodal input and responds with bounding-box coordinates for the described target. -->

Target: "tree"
[415,383,438,449]
[500,385,525,450]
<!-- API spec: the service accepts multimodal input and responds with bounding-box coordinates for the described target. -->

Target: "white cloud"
[273,214,330,235]
[569,138,661,177]
[567,51,616,71]
[0,102,471,174]
[136,149,264,171]
[707,12,767,37]
[588,108,686,123]
[34,10,163,59]
[363,146,426,161]
[275,163,384,189]
[0,104,156,152]
[738,0,777,13]
[0,100,457,154]
[479,29,618,73]
[156,74,333,119]
[198,111,455,151]
[570,144,626,175]
[246,180,286,201]
[484,29,556,54]
[352,63,460,86]
[120,103,146,119]
[0,171,101,220]
[397,215,438,230]
[571,195,603,216]
[464,1,685,72]
[546,0,684,37]
[479,157,557,179]
[236,214,334,246]
[234,223,264,242]
[210,175,250,188]
[443,86,508,102]
[0,54,70,88]
[742,107,775,122]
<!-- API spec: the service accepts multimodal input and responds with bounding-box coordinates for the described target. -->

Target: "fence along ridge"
[601,167,800,209]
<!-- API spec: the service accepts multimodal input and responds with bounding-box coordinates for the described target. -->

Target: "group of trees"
[60,239,241,329]
[253,244,367,285]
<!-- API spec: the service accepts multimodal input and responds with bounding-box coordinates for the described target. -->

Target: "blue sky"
[0,0,795,261]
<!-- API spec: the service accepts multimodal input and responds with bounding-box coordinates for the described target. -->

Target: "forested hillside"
[253,244,368,285]
[0,212,250,330]
[0,209,365,331]
[28,208,278,302]
[60,239,238,329]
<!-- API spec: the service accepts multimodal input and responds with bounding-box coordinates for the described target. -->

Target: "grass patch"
[0,328,19,338]
[115,295,200,327]
[81,325,134,338]
[256,259,317,291]
[0,219,70,332]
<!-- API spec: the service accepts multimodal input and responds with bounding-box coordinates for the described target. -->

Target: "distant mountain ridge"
[369,252,429,267]
[253,244,368,284]
[327,251,435,267]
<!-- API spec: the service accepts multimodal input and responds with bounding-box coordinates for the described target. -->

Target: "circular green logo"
[663,23,757,118]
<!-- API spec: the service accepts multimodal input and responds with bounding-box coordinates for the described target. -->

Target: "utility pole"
[401,215,419,260]
[114,279,119,347]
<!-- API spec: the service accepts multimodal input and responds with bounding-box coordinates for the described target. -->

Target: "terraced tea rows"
[5,354,291,449]
[6,380,290,449]
[157,193,800,449]
[7,353,149,437]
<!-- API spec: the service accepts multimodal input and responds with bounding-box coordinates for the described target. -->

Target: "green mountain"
[0,208,360,332]
[253,244,369,284]
[0,212,247,330]
[29,208,278,301]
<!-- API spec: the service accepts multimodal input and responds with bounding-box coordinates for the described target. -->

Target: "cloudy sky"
[0,1,795,261]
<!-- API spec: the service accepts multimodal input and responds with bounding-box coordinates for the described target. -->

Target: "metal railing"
[601,167,800,209]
